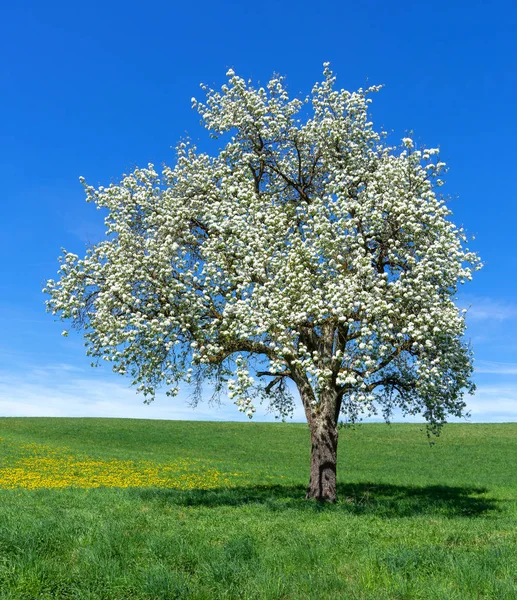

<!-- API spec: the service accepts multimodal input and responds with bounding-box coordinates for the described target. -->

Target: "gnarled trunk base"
[306,418,338,502]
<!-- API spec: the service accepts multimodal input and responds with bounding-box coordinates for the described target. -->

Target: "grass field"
[0,418,515,599]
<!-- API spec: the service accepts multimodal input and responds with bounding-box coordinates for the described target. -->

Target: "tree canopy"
[45,65,480,500]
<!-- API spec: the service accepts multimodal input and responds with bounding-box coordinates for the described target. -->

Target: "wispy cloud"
[475,360,517,375]
[1,363,516,423]
[465,385,517,422]
[0,364,306,422]
[463,297,517,321]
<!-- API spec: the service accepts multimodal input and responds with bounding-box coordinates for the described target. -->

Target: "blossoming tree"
[45,65,480,502]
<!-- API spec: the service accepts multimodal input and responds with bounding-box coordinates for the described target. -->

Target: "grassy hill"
[0,418,516,599]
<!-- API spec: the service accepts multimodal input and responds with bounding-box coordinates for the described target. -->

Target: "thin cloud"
[465,385,517,422]
[475,360,517,375]
[1,364,516,423]
[463,298,517,321]
[0,364,306,422]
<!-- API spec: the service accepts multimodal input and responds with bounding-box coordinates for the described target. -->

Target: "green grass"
[0,418,516,599]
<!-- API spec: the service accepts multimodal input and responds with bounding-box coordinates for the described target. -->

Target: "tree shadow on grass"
[132,482,497,518]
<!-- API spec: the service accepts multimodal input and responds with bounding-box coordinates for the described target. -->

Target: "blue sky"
[1,0,516,422]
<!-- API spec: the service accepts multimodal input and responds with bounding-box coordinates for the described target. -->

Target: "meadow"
[0,418,515,599]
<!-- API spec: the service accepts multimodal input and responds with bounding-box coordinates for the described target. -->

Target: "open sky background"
[1,0,516,422]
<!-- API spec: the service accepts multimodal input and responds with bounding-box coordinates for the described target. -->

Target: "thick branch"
[204,339,276,365]
[366,375,415,395]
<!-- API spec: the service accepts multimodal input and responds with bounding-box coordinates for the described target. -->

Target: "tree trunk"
[306,415,338,502]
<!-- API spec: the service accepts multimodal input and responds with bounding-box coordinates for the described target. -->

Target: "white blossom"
[45,64,480,431]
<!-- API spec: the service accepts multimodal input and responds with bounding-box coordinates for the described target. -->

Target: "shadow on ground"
[132,482,496,518]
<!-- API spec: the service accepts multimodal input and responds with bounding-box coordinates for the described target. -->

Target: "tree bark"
[289,361,341,503]
[306,414,338,502]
